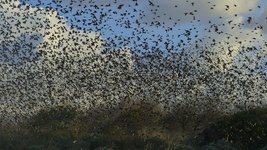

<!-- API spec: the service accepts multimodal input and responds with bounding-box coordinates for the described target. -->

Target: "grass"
[0,103,266,149]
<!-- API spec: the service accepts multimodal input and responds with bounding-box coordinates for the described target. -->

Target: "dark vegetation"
[0,103,267,149]
[194,108,267,150]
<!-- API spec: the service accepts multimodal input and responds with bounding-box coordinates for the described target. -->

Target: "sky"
[0,0,266,73]
[13,0,267,74]
[1,0,267,118]
[18,0,267,40]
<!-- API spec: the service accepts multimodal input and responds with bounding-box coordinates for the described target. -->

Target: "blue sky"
[0,0,266,74]
[15,0,267,73]
[18,0,212,54]
[18,0,267,49]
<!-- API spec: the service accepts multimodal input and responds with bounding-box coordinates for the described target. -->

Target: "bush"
[3,102,266,149]
[29,105,78,130]
[195,107,267,150]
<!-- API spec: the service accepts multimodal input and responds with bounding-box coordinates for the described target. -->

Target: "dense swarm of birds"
[0,0,267,123]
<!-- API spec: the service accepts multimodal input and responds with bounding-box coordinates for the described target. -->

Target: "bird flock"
[0,0,267,123]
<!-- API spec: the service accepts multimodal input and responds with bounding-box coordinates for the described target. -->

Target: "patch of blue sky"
[18,0,267,75]
[19,0,199,56]
[0,33,43,64]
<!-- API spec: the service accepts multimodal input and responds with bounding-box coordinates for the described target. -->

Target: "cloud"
[0,0,134,77]
[138,0,265,66]
[0,0,135,122]
[0,33,43,64]
[141,0,259,24]
[250,3,267,34]
[1,0,267,122]
[0,0,105,64]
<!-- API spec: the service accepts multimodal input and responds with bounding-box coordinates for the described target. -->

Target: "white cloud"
[140,0,259,24]
[0,0,135,122]
[0,1,105,64]
[1,0,267,121]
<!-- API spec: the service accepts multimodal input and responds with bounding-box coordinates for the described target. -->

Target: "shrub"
[196,107,267,150]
